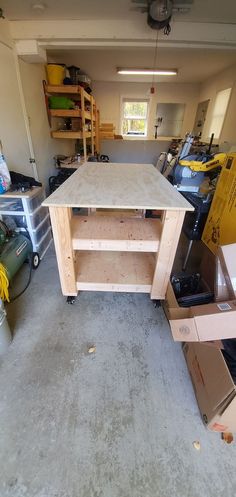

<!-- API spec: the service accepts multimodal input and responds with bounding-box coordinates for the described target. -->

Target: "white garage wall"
[19,60,73,190]
[93,81,200,140]
[0,20,31,176]
[199,63,236,148]
[0,19,73,192]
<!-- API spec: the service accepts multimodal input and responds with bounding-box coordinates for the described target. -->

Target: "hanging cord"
[9,253,33,303]
[0,263,10,302]
[164,22,171,35]
[151,30,159,90]
[9,228,34,303]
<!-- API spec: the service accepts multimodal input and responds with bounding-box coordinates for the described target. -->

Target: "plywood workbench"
[43,162,193,300]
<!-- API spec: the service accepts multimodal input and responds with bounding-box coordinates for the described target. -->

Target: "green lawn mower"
[0,220,40,302]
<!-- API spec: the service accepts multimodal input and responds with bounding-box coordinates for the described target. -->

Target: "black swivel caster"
[153,299,161,308]
[66,296,77,304]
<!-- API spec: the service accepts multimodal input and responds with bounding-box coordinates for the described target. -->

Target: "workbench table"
[43,162,193,300]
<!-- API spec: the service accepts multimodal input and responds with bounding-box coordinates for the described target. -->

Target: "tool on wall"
[154,117,163,138]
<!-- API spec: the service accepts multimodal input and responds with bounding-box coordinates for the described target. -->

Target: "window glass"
[122,99,148,136]
[209,88,231,139]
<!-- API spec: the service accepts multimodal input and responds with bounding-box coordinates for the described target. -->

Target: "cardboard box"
[183,342,236,433]
[215,256,231,301]
[202,154,236,254]
[218,243,236,298]
[165,282,236,342]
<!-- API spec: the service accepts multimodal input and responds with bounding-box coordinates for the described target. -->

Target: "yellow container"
[202,153,236,254]
[46,64,65,85]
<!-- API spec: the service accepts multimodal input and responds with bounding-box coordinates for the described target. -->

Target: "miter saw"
[172,134,226,194]
[173,152,226,193]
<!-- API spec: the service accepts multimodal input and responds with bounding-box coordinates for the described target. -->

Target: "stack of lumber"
[99,123,115,140]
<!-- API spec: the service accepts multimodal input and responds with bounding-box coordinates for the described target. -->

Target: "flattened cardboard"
[165,282,236,342]
[202,154,236,254]
[215,257,230,301]
[183,342,236,433]
[218,244,236,298]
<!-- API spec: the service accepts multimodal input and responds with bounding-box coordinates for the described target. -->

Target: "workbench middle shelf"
[71,215,162,252]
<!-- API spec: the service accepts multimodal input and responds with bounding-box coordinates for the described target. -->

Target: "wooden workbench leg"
[49,207,77,296]
[151,210,185,300]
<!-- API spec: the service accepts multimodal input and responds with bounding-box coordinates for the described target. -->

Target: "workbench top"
[43,162,193,211]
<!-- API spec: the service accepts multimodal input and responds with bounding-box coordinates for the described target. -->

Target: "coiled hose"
[0,263,9,302]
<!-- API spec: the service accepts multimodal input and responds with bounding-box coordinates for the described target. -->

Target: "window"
[209,88,231,139]
[156,103,185,137]
[121,98,149,136]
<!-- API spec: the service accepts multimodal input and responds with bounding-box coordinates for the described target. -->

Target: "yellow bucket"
[46,64,65,85]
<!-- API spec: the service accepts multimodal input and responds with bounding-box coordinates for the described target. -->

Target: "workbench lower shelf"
[75,251,155,292]
[71,215,161,252]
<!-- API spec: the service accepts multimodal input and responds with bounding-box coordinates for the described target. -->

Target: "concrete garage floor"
[1,248,236,497]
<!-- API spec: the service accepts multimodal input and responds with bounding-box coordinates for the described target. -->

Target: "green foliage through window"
[122,100,148,136]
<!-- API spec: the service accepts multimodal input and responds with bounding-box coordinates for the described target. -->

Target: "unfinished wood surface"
[43,163,193,211]
[76,251,155,292]
[151,210,185,299]
[1,186,43,199]
[51,130,92,140]
[93,209,145,218]
[95,108,100,153]
[46,85,91,102]
[49,207,77,296]
[50,109,82,118]
[46,84,81,94]
[71,215,161,252]
[91,96,94,155]
[51,130,83,139]
[80,87,87,161]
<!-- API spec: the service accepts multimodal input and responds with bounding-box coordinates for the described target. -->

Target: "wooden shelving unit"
[43,163,193,300]
[43,81,99,160]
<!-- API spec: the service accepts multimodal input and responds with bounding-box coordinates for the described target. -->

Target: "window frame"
[208,87,232,140]
[120,97,149,138]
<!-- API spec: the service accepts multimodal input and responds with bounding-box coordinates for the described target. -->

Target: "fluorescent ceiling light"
[117,68,177,76]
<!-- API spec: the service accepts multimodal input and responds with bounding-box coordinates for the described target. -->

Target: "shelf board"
[72,216,161,252]
[84,111,92,120]
[51,130,83,139]
[75,251,155,292]
[50,109,81,118]
[46,85,81,94]
[46,85,92,102]
[51,131,93,139]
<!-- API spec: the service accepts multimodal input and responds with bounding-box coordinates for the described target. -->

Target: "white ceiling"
[2,0,236,23]
[48,47,236,83]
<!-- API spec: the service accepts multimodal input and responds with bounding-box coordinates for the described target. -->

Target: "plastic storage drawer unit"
[36,228,52,258]
[0,198,23,212]
[31,216,51,245]
[2,206,49,230]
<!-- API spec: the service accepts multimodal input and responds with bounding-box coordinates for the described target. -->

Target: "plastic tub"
[2,206,48,230]
[30,216,51,245]
[49,96,75,109]
[46,64,65,85]
[26,190,45,213]
[0,198,23,212]
[68,66,80,84]
[36,228,52,258]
